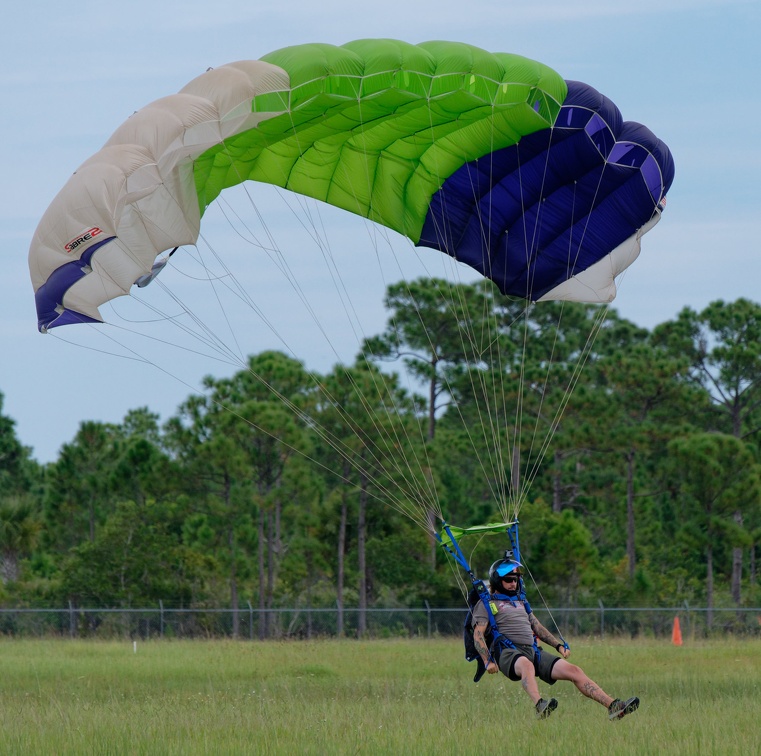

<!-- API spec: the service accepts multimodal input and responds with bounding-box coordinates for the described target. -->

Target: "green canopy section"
[193,39,566,242]
[438,521,518,551]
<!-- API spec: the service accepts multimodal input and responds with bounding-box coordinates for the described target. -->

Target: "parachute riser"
[506,521,568,651]
[436,522,474,575]
[436,522,492,612]
[507,520,521,567]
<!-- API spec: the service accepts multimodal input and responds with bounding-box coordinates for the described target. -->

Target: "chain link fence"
[1,603,760,639]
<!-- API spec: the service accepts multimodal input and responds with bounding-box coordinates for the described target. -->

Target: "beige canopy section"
[29,60,289,331]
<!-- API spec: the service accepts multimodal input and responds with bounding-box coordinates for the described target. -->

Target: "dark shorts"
[497,643,561,685]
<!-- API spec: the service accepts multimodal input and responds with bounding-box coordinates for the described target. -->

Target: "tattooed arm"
[528,613,568,656]
[473,622,499,673]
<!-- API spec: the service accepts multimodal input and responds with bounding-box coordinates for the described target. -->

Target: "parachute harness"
[437,520,568,681]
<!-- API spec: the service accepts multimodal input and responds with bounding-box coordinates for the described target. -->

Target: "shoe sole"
[610,697,640,721]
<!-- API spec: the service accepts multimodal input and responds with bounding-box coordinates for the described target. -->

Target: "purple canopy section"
[418,80,676,300]
[35,237,115,331]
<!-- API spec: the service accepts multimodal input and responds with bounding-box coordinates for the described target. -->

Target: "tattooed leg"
[551,660,614,708]
[514,656,542,705]
[579,678,614,707]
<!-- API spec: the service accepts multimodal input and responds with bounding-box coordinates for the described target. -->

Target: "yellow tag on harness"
[490,601,498,614]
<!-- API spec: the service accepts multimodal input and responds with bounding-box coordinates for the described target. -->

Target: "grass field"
[0,637,759,755]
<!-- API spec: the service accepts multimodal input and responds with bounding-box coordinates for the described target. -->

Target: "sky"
[1,0,759,464]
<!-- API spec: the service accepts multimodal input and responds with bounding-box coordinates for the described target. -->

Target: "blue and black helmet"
[488,557,523,590]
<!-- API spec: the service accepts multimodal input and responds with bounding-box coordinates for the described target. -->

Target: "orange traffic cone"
[672,616,683,646]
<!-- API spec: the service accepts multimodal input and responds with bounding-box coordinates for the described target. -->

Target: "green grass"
[0,637,759,754]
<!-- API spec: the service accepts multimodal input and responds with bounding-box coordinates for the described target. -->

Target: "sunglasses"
[501,574,520,582]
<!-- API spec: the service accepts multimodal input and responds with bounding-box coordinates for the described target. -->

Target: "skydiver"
[471,556,640,720]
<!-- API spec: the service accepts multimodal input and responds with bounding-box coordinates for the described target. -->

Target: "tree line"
[2,280,761,634]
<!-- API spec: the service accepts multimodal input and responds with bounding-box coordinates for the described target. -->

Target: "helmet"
[488,557,523,591]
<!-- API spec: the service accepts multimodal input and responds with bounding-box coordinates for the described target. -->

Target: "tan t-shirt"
[472,596,534,645]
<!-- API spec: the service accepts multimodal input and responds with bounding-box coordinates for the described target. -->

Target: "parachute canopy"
[29,39,674,332]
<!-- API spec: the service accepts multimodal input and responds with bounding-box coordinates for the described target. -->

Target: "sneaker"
[536,697,558,719]
[608,697,640,721]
